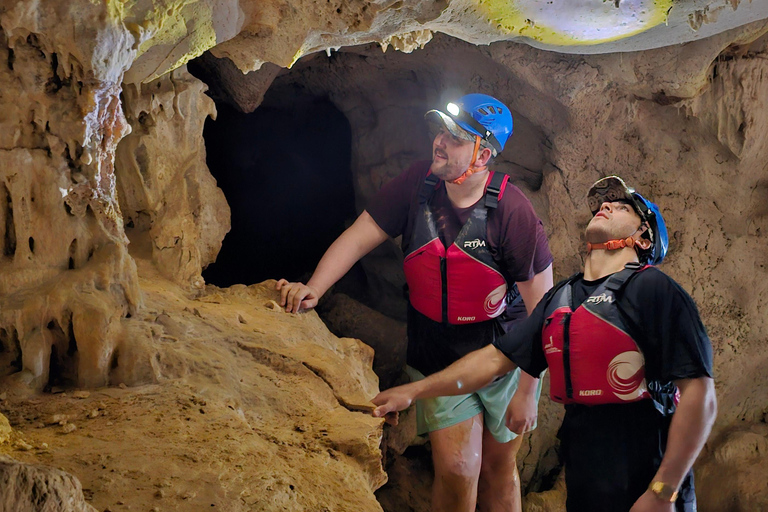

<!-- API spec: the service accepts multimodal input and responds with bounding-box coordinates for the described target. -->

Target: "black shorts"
[559,401,696,512]
[406,304,504,376]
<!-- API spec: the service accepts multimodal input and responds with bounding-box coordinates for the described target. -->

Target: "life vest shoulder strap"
[542,272,582,315]
[418,171,509,208]
[604,262,651,295]
[484,171,509,209]
[418,172,440,205]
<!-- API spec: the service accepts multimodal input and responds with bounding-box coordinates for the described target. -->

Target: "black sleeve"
[623,268,714,383]
[492,287,552,377]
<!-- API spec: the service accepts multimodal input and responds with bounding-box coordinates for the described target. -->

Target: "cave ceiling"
[3,0,766,85]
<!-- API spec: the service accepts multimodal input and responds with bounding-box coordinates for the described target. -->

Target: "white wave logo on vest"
[483,284,508,316]
[606,351,648,401]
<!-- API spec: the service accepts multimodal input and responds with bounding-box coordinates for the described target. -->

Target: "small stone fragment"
[73,390,91,399]
[89,409,100,418]
[15,439,33,451]
[61,423,77,434]
[46,414,69,425]
[0,413,11,444]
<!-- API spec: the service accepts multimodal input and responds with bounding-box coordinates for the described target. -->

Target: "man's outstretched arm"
[276,211,389,312]
[371,345,517,422]
[506,263,554,433]
[630,377,717,511]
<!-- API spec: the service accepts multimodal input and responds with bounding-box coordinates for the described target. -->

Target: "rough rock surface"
[318,292,408,390]
[0,455,97,512]
[0,30,140,391]
[696,423,768,511]
[1,260,386,511]
[116,66,231,288]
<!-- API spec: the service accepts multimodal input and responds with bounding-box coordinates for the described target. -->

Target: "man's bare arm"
[277,211,389,312]
[506,263,553,432]
[371,345,516,421]
[516,263,554,317]
[654,377,717,487]
[630,377,717,511]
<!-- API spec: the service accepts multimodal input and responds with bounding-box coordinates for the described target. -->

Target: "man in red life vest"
[276,94,554,512]
[371,176,717,511]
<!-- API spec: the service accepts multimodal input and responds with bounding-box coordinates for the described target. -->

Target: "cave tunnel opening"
[195,78,357,287]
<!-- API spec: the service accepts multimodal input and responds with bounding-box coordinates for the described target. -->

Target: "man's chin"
[429,161,446,176]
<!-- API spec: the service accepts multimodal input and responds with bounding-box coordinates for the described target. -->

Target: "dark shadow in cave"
[197,89,357,287]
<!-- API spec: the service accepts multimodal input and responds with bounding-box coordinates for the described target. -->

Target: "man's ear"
[475,147,493,167]
[635,237,652,250]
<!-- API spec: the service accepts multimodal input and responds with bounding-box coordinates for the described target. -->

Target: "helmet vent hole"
[478,107,488,115]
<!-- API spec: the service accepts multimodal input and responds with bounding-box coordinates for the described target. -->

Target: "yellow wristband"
[649,481,678,502]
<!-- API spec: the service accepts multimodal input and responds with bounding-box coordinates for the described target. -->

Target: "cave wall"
[0,5,387,510]
[0,29,140,390]
[116,66,231,288]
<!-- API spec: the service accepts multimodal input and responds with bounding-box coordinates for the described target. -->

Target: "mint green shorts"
[405,366,544,443]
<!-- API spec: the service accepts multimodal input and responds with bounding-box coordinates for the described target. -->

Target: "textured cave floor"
[0,255,386,512]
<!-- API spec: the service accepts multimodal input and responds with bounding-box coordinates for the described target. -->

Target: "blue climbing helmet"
[587,176,669,265]
[425,93,514,156]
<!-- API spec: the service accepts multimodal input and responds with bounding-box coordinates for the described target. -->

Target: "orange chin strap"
[450,136,487,185]
[587,225,650,254]
[586,236,636,253]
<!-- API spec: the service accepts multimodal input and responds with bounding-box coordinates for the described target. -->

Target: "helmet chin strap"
[586,226,647,254]
[450,136,487,185]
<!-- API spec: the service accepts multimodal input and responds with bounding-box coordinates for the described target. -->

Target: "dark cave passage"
[198,90,357,287]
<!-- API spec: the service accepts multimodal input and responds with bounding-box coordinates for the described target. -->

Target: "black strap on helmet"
[449,108,502,154]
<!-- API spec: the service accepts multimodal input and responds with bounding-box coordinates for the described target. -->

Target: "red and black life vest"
[403,171,519,325]
[542,264,653,405]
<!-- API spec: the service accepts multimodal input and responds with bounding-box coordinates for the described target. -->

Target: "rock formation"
[1,0,767,510]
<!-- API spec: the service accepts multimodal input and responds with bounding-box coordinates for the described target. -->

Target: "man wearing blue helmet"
[372,176,717,512]
[277,93,555,512]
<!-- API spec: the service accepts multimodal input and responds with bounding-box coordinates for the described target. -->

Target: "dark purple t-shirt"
[367,160,552,283]
[366,160,554,375]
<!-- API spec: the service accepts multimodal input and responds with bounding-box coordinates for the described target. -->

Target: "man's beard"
[430,153,466,181]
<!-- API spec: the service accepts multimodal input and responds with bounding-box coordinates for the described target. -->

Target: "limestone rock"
[523,470,566,512]
[116,66,231,288]
[0,413,11,445]
[695,423,768,511]
[0,455,97,512]
[318,292,407,390]
[3,264,387,511]
[0,29,140,392]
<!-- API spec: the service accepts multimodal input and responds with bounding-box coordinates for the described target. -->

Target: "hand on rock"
[371,385,416,426]
[275,279,320,313]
